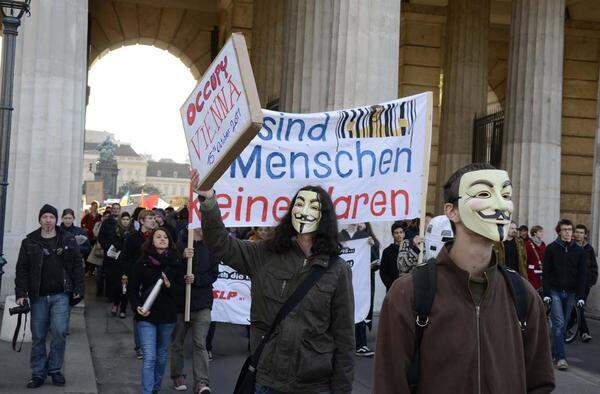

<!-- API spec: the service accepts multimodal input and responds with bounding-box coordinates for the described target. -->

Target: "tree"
[118,181,161,197]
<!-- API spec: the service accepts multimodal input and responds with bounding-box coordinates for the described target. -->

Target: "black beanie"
[62,208,75,218]
[39,204,58,221]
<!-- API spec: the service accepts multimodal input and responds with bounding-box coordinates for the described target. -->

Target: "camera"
[9,299,30,315]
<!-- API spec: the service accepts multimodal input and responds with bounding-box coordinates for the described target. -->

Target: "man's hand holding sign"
[180,33,262,322]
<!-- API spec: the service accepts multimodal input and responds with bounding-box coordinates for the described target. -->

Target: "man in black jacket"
[573,224,598,342]
[120,209,157,358]
[15,204,85,389]
[170,228,219,393]
[542,218,587,370]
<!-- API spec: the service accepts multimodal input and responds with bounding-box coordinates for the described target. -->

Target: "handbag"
[233,256,337,394]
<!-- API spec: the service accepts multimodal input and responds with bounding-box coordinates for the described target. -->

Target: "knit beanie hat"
[62,208,75,218]
[39,204,58,221]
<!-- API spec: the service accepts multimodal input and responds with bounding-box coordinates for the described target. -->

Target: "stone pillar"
[589,74,600,318]
[1,0,88,299]
[502,0,564,242]
[251,0,284,108]
[436,0,490,206]
[280,0,400,113]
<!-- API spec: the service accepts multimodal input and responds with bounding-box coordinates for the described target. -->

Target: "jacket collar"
[554,237,576,249]
[436,243,500,303]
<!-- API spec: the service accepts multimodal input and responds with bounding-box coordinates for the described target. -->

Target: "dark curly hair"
[264,185,341,257]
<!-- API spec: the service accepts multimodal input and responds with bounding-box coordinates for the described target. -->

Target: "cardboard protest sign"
[181,33,262,190]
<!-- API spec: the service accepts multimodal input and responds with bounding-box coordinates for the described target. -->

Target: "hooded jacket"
[542,238,586,299]
[15,226,85,301]
[374,245,554,394]
[200,196,355,393]
[581,242,598,289]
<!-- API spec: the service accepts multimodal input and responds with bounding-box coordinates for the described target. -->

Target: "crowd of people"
[10,162,599,393]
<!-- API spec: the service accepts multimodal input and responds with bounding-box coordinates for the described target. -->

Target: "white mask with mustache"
[457,170,513,242]
[291,190,322,234]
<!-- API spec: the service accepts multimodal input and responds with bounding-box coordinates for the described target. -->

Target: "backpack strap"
[498,265,528,332]
[407,258,437,391]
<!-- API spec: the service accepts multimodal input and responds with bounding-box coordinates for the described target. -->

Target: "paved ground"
[2,277,600,393]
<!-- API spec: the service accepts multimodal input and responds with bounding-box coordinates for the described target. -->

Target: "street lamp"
[0,0,30,297]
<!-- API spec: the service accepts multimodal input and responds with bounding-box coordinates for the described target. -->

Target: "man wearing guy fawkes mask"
[191,171,355,393]
[374,163,554,394]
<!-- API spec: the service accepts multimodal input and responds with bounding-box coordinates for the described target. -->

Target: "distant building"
[83,130,189,201]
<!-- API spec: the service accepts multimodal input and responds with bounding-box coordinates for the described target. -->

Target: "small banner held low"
[190,92,432,228]
[210,239,371,324]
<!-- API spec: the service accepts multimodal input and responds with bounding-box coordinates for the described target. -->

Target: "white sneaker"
[173,377,187,391]
[355,346,375,357]
[582,333,592,343]
[557,359,568,370]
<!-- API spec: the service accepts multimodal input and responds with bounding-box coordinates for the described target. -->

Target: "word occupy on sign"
[180,33,262,190]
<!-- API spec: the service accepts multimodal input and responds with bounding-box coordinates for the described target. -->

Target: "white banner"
[190,93,432,229]
[210,239,371,325]
[211,264,251,325]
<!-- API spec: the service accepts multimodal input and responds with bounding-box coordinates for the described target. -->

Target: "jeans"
[30,293,71,378]
[206,322,216,352]
[134,319,140,350]
[550,289,575,361]
[355,321,367,349]
[170,310,211,386]
[138,321,176,393]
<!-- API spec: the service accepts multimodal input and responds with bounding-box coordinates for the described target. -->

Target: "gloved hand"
[577,299,585,308]
[543,296,551,305]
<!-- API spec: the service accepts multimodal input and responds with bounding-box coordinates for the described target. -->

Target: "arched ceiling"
[89,0,225,79]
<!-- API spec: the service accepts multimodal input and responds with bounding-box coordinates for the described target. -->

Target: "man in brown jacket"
[374,163,554,394]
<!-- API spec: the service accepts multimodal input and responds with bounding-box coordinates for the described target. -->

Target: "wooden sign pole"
[417,91,434,265]
[185,227,193,322]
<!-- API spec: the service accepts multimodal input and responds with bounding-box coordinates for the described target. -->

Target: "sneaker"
[582,333,592,343]
[26,376,45,389]
[196,383,211,394]
[49,372,66,386]
[557,359,568,370]
[208,351,213,361]
[135,348,143,359]
[119,311,126,319]
[355,346,375,357]
[173,376,187,391]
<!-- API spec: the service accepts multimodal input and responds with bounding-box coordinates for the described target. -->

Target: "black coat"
[98,216,124,265]
[583,243,598,288]
[15,227,85,301]
[120,230,149,277]
[128,250,185,324]
[379,243,400,291]
[60,223,91,257]
[542,238,587,299]
[174,238,219,313]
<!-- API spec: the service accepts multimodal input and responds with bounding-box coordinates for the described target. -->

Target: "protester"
[379,222,420,292]
[193,171,355,393]
[248,226,271,241]
[92,210,112,296]
[81,201,101,274]
[98,203,123,307]
[129,228,185,394]
[170,228,219,393]
[121,209,158,359]
[15,204,85,389]
[374,163,554,393]
[571,224,598,342]
[132,206,144,231]
[339,222,378,357]
[524,225,546,291]
[542,219,587,370]
[154,208,177,240]
[519,224,530,242]
[494,221,528,277]
[60,208,91,258]
[104,212,133,317]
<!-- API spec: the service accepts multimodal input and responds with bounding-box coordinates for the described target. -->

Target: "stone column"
[589,79,600,318]
[436,0,490,206]
[280,0,400,113]
[502,0,564,242]
[1,0,88,299]
[251,0,284,108]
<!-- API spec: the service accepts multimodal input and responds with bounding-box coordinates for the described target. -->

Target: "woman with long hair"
[129,228,187,394]
[193,173,355,394]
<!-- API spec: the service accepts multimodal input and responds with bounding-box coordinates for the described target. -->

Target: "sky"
[85,45,197,163]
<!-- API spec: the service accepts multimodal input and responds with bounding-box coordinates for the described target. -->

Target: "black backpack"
[407,258,528,392]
